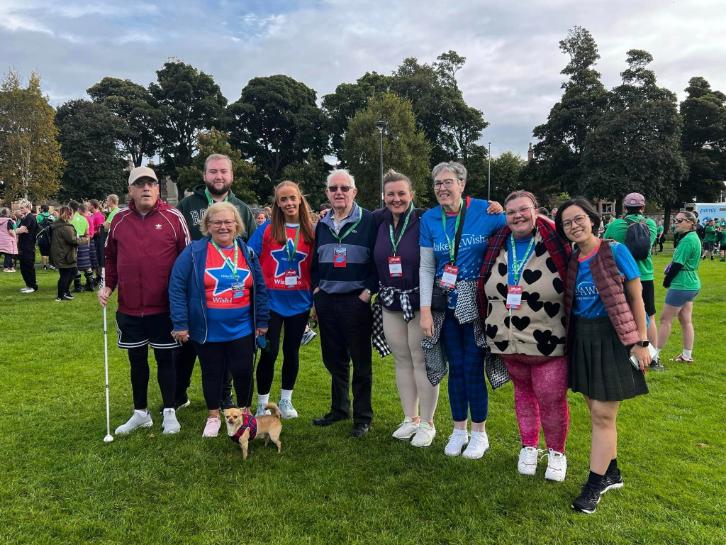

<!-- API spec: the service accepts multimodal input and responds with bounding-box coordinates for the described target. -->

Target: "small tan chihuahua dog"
[224,404,282,460]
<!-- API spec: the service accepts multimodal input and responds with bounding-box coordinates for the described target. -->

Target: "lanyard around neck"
[331,211,362,244]
[509,233,535,284]
[286,226,300,264]
[210,240,239,279]
[389,203,413,256]
[205,188,228,206]
[440,199,464,264]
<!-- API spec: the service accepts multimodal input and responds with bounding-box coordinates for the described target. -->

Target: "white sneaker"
[300,328,317,346]
[411,421,436,447]
[255,404,272,417]
[162,408,181,434]
[518,446,539,476]
[462,431,489,459]
[278,399,298,419]
[544,449,567,482]
[20,287,35,293]
[444,430,469,456]
[392,417,419,440]
[115,410,153,435]
[202,416,221,438]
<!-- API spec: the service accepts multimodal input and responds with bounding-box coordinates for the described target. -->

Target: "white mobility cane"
[102,267,114,443]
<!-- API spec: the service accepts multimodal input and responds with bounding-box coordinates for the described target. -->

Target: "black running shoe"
[649,360,665,371]
[602,469,624,494]
[572,482,603,514]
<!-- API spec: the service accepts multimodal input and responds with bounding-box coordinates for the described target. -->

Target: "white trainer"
[462,431,490,459]
[411,421,436,447]
[392,417,419,440]
[278,399,298,419]
[444,430,469,456]
[162,408,181,434]
[518,446,539,476]
[544,449,567,482]
[255,405,272,417]
[115,410,153,435]
[202,416,221,438]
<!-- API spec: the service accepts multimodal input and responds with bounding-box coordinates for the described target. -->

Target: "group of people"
[5,152,689,515]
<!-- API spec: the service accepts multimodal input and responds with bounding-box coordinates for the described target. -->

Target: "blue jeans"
[441,309,488,423]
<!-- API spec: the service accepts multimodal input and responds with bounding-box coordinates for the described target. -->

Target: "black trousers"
[19,251,37,290]
[127,345,176,410]
[57,267,75,298]
[174,341,234,408]
[193,335,255,410]
[315,291,373,425]
[256,309,310,395]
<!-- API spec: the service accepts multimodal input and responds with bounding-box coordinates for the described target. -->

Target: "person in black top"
[15,199,39,293]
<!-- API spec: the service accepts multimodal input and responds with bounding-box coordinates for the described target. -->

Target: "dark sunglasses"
[327,185,352,193]
[675,218,691,224]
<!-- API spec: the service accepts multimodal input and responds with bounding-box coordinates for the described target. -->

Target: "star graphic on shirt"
[205,265,250,296]
[270,239,307,277]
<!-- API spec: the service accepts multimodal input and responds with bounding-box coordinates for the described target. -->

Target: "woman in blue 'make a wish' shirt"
[419,161,504,459]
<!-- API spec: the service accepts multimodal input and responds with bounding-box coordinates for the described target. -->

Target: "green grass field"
[1,252,724,545]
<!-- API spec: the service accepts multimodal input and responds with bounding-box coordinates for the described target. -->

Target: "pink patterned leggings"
[501,354,569,453]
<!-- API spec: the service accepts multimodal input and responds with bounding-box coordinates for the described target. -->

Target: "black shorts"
[115,312,179,350]
[641,280,656,316]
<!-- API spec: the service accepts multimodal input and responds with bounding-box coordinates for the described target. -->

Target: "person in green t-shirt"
[104,194,121,230]
[604,192,658,344]
[654,211,702,365]
[654,222,665,254]
[701,219,717,260]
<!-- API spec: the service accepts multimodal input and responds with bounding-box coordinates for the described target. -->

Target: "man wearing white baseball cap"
[98,166,191,435]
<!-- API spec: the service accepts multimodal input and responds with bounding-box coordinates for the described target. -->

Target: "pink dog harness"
[230,413,257,443]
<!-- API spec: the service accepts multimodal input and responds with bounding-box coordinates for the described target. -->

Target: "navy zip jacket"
[169,236,270,343]
[311,203,378,295]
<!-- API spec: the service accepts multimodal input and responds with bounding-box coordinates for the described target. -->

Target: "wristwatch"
[635,340,650,347]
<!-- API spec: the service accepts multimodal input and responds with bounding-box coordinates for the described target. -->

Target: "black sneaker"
[572,482,603,514]
[649,360,665,371]
[602,469,624,494]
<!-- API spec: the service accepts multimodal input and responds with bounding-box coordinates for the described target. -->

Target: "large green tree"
[226,75,329,201]
[149,61,227,179]
[175,129,257,203]
[530,26,609,196]
[56,99,127,200]
[87,77,158,166]
[581,49,687,213]
[342,92,431,210]
[0,72,64,201]
[678,77,726,206]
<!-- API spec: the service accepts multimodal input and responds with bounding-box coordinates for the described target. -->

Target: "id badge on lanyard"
[284,270,298,288]
[506,285,523,309]
[333,246,347,268]
[231,281,245,298]
[388,256,402,277]
[440,263,459,289]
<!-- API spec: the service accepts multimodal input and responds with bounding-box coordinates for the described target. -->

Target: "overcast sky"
[2,0,724,158]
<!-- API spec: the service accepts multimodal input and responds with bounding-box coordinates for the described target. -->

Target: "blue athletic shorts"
[664,289,699,307]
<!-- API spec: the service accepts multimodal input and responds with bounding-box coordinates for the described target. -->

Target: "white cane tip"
[104,435,114,443]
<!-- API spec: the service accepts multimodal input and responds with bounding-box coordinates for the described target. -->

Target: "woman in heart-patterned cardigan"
[479,191,572,482]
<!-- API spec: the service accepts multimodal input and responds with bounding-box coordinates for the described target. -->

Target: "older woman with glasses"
[419,161,504,459]
[555,198,650,514]
[653,211,702,365]
[169,202,269,438]
[479,190,571,481]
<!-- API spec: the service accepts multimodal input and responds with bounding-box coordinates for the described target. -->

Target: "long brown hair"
[271,180,315,245]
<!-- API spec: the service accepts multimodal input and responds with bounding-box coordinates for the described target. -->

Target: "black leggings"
[127,345,176,410]
[194,335,255,410]
[57,268,75,298]
[256,309,310,395]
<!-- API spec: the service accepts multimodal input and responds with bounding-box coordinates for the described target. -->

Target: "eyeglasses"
[675,218,692,224]
[505,206,534,217]
[327,185,352,193]
[209,220,236,227]
[561,214,590,230]
[433,178,457,189]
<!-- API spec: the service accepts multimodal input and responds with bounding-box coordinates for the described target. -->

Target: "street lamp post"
[376,120,386,207]
[487,141,492,200]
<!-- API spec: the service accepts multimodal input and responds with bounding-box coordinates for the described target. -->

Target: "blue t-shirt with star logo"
[420,197,505,307]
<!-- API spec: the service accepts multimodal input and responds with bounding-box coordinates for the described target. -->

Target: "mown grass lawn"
[0,251,724,545]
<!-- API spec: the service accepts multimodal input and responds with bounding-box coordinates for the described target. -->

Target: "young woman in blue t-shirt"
[555,198,651,514]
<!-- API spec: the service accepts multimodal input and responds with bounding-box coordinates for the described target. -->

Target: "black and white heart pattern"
[522,269,542,285]
[544,301,561,318]
[511,316,531,331]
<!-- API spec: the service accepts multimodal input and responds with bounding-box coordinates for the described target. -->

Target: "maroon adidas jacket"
[104,199,190,316]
